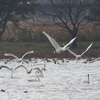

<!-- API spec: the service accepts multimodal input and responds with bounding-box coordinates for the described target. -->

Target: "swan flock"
[0,31,93,80]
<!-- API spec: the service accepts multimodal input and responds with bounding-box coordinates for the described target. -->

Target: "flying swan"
[14,65,32,74]
[42,31,76,53]
[67,43,93,59]
[0,65,15,78]
[4,51,34,62]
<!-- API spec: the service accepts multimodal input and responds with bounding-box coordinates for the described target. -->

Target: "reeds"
[1,20,100,42]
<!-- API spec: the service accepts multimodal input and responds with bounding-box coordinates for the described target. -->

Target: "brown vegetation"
[2,20,100,42]
[0,20,100,59]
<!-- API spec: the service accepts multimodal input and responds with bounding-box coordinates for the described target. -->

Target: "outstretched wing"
[81,43,93,56]
[4,53,19,60]
[67,49,77,57]
[22,51,34,59]
[63,37,77,49]
[43,31,60,49]
[14,65,27,71]
[0,65,11,70]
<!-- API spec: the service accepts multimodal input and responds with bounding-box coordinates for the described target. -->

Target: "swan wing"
[0,65,11,71]
[43,31,60,49]
[4,53,19,60]
[22,51,34,59]
[81,43,93,56]
[63,37,77,49]
[14,65,27,71]
[67,49,77,57]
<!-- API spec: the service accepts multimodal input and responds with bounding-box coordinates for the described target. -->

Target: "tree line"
[0,0,100,47]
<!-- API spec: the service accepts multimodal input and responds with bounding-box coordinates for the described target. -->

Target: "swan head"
[36,71,44,78]
[28,69,32,74]
[30,51,34,53]
[39,74,44,78]
[34,68,44,77]
[4,53,8,56]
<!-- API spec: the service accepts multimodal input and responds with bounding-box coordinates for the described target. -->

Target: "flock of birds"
[0,31,93,82]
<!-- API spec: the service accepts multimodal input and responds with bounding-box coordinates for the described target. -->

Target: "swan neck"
[35,72,40,81]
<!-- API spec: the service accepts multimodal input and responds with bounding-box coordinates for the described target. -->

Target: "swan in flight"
[4,51,34,62]
[42,31,76,53]
[14,65,32,74]
[0,65,15,78]
[67,43,93,60]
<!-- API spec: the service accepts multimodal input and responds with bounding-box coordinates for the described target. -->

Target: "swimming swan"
[28,68,44,82]
[33,68,44,77]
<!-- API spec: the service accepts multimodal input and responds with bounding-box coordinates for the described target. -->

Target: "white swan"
[28,68,44,82]
[67,43,93,60]
[4,51,34,62]
[33,67,44,77]
[42,31,76,53]
[14,65,32,74]
[0,65,14,78]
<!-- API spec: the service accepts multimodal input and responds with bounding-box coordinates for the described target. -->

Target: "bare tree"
[86,0,100,22]
[46,0,93,47]
[0,0,38,41]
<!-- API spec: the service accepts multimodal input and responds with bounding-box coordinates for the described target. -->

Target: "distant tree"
[0,0,38,41]
[43,0,93,47]
[86,0,100,22]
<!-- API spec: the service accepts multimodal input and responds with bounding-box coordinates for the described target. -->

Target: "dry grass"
[2,20,100,42]
[0,20,100,58]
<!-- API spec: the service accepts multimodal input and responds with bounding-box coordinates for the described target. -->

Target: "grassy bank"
[0,41,99,59]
